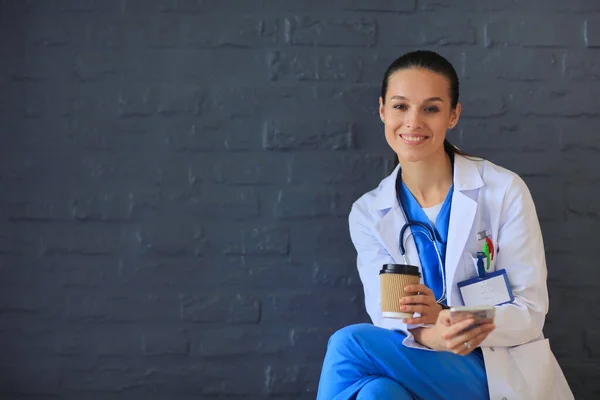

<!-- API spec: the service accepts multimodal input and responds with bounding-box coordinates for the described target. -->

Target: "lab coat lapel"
[372,165,423,273]
[445,156,483,300]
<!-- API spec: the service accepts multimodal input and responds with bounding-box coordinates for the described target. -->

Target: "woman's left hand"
[399,284,442,325]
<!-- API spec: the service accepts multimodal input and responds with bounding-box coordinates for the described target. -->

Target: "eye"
[393,103,408,111]
[424,106,439,113]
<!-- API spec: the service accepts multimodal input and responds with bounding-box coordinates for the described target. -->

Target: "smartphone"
[449,305,495,326]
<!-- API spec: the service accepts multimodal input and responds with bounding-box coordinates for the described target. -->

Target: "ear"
[449,103,462,129]
[379,97,385,123]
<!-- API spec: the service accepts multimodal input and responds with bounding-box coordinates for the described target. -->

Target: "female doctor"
[316,50,573,400]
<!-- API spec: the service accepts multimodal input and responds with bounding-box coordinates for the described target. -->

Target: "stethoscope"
[397,188,448,305]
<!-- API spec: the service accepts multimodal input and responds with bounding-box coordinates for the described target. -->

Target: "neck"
[400,150,453,208]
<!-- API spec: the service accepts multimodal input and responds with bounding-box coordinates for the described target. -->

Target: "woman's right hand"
[421,310,496,355]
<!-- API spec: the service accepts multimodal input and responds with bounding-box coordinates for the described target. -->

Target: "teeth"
[401,135,426,142]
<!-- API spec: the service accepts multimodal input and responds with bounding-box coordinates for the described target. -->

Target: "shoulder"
[349,169,396,226]
[461,155,530,196]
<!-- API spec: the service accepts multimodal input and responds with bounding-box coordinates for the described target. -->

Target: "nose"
[404,109,422,130]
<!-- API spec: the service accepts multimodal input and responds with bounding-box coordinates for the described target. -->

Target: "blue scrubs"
[316,172,489,399]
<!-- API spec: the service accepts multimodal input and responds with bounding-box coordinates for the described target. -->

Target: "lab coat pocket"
[508,339,556,400]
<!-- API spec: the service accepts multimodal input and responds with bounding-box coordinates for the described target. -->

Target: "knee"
[357,378,412,400]
[327,323,378,354]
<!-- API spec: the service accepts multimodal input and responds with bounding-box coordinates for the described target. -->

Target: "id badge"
[457,269,514,307]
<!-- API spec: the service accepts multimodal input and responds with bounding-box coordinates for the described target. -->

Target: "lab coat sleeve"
[480,174,549,347]
[349,202,433,351]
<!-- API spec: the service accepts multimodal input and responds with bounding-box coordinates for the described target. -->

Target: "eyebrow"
[390,95,444,102]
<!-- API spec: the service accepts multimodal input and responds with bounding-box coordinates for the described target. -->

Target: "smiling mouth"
[399,134,429,144]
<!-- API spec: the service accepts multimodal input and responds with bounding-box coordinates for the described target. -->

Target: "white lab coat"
[349,154,574,400]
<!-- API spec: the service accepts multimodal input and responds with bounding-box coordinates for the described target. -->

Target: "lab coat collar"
[370,154,483,211]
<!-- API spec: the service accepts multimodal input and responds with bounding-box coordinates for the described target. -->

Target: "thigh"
[322,323,489,400]
[357,377,414,400]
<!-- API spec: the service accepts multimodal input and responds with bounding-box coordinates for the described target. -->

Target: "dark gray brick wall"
[0,0,598,398]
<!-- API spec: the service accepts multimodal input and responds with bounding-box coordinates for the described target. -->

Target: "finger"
[451,324,495,355]
[404,284,433,296]
[403,316,435,325]
[449,323,494,349]
[400,295,434,305]
[399,304,426,314]
[441,318,475,340]
[438,310,452,326]
[470,324,496,347]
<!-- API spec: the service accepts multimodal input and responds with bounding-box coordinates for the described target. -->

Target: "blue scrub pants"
[316,323,489,400]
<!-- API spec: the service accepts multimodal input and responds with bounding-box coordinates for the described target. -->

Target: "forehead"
[386,68,451,101]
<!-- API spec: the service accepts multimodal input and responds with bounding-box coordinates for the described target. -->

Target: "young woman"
[316,51,573,400]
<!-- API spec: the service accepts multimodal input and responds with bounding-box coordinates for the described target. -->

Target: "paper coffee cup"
[380,264,421,319]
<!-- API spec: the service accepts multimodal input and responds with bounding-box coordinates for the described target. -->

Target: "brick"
[142,329,189,356]
[0,286,62,319]
[0,367,60,395]
[332,184,378,218]
[117,85,203,117]
[135,222,204,257]
[521,177,566,222]
[6,200,69,222]
[25,0,121,12]
[194,327,291,357]
[118,256,246,287]
[274,188,333,220]
[290,328,334,358]
[22,14,70,46]
[561,149,600,182]
[312,257,362,287]
[66,293,180,322]
[459,81,507,118]
[174,186,260,220]
[262,291,366,326]
[563,51,600,81]
[585,18,600,47]
[485,17,581,48]
[460,120,560,152]
[165,118,263,152]
[124,0,265,13]
[12,48,73,82]
[546,254,600,289]
[58,326,142,357]
[0,327,56,356]
[61,367,147,392]
[39,224,132,256]
[475,152,560,178]
[291,220,355,258]
[501,0,600,12]
[181,17,278,48]
[510,83,600,117]
[244,226,290,255]
[264,119,355,150]
[289,154,384,184]
[180,293,261,324]
[463,49,562,81]
[378,16,476,46]
[187,154,289,185]
[565,184,600,218]
[342,0,416,12]
[314,84,385,117]
[69,193,135,221]
[541,217,597,253]
[560,120,600,152]
[265,364,320,394]
[241,256,313,288]
[142,361,265,395]
[269,51,363,82]
[116,49,269,86]
[285,16,376,47]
